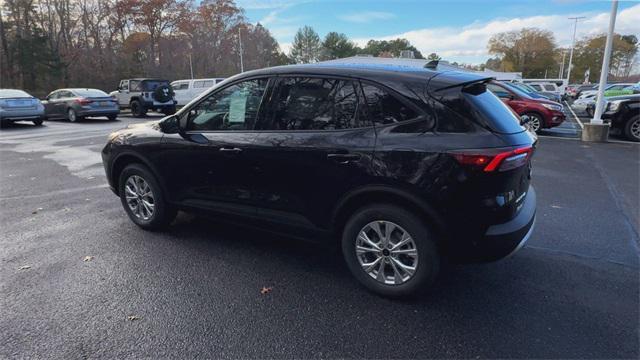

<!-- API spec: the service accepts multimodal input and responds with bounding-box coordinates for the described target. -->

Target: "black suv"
[602,94,640,142]
[102,64,537,297]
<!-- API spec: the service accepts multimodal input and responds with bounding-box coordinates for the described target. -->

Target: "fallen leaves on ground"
[127,315,142,321]
[260,286,273,295]
[18,265,31,270]
[32,207,43,214]
[83,256,94,262]
[551,205,563,209]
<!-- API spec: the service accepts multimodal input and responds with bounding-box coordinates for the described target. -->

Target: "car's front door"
[43,91,61,118]
[160,77,271,218]
[250,76,376,230]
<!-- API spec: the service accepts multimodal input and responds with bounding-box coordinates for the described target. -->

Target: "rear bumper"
[1,109,45,121]
[477,185,536,261]
[78,108,119,117]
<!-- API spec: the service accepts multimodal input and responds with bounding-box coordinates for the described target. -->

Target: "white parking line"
[564,101,584,129]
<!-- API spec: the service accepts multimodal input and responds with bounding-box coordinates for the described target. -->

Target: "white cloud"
[353,4,640,65]
[339,11,396,24]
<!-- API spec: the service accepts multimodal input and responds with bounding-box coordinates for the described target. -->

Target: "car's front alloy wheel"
[624,115,640,142]
[118,163,176,230]
[525,113,542,133]
[125,175,155,221]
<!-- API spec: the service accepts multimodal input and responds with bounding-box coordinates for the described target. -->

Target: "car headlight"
[542,103,563,111]
[607,100,623,112]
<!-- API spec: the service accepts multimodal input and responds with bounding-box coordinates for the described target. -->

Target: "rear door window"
[361,83,418,126]
[543,84,556,91]
[269,77,365,130]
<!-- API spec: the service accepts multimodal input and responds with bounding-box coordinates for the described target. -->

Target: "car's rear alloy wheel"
[68,108,78,122]
[342,204,439,298]
[125,175,155,221]
[356,221,418,285]
[119,164,176,230]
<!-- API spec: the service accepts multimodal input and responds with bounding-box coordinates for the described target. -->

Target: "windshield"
[0,89,31,98]
[502,82,534,99]
[512,83,537,94]
[73,89,108,97]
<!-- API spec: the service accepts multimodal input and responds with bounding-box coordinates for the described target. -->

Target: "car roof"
[230,63,490,91]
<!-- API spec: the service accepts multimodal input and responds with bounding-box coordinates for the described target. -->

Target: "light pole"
[592,0,618,125]
[559,51,566,78]
[238,27,244,73]
[566,16,585,84]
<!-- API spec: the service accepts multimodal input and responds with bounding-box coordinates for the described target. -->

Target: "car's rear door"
[250,76,376,231]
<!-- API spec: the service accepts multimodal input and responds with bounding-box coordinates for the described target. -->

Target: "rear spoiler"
[433,76,495,92]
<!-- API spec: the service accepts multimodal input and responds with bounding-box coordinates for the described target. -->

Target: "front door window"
[187,79,268,131]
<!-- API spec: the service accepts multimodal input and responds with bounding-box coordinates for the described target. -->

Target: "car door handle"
[327,153,361,163]
[219,147,242,153]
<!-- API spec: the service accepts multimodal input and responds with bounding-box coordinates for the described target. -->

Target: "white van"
[171,78,225,106]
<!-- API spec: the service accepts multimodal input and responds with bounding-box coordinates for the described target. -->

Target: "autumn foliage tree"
[488,28,557,78]
[0,0,288,94]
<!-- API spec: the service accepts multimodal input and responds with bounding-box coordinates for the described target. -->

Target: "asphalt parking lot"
[1,114,639,358]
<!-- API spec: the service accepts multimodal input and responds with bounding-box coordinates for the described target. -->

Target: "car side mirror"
[159,115,181,134]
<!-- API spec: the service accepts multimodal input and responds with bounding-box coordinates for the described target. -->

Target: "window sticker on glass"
[228,90,247,124]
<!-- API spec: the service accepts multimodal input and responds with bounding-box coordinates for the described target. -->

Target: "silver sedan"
[0,89,46,127]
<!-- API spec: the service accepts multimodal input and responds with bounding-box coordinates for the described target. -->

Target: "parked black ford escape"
[102,63,537,297]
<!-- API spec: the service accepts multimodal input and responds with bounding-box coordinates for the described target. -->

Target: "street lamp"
[566,16,585,84]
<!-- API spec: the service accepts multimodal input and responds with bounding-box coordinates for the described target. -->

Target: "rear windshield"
[73,89,108,97]
[142,80,169,91]
[465,90,525,134]
[0,89,31,98]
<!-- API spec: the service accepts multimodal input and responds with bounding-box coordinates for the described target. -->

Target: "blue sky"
[236,0,640,64]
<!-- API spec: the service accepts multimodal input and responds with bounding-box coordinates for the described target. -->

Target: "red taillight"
[75,98,93,105]
[452,146,533,172]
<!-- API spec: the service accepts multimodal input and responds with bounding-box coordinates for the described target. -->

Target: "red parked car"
[488,81,565,133]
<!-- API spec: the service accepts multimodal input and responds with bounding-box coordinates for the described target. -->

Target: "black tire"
[586,106,594,118]
[107,115,118,121]
[623,115,640,142]
[524,112,543,133]
[33,118,44,126]
[341,203,440,298]
[67,108,82,122]
[118,163,177,230]
[130,100,146,118]
[162,107,176,116]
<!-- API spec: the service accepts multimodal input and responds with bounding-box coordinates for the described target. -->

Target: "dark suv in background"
[102,64,537,297]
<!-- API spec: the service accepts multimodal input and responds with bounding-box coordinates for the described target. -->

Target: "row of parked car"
[0,77,225,127]
[569,82,640,141]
